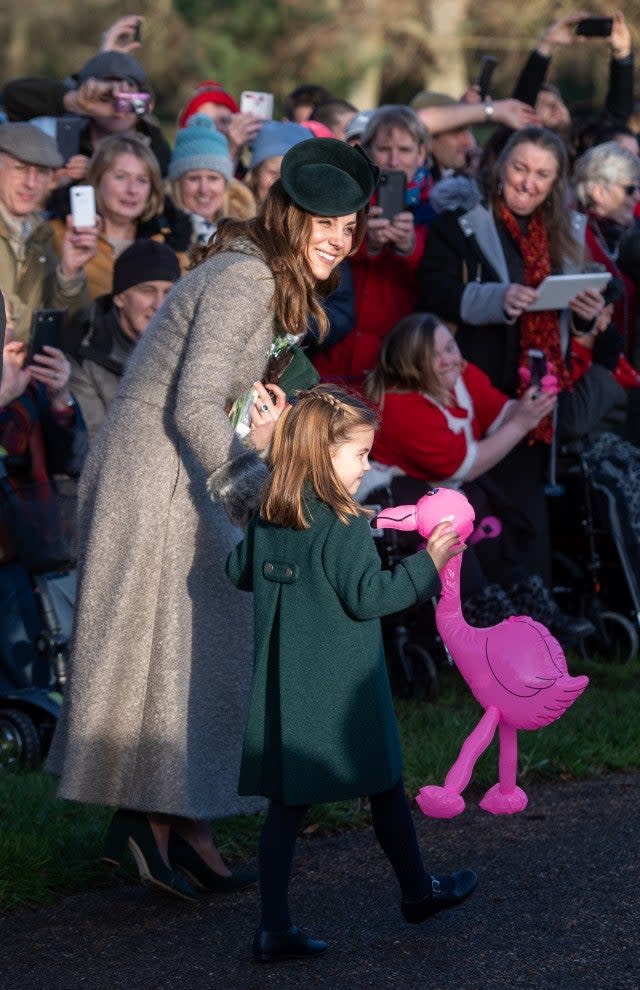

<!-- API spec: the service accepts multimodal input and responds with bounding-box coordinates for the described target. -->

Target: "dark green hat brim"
[280,138,379,216]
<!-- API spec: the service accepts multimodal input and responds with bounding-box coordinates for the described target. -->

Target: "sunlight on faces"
[113,280,175,341]
[98,151,152,224]
[431,323,463,394]
[501,142,559,217]
[178,169,227,222]
[0,153,53,217]
[304,214,357,280]
[330,425,375,494]
[368,126,425,182]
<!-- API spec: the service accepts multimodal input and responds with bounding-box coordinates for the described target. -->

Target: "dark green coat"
[226,496,440,805]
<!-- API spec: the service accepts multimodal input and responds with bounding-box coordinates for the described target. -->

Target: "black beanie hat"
[112,241,181,295]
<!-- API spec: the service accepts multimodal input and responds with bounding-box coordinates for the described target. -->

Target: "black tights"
[258,778,430,931]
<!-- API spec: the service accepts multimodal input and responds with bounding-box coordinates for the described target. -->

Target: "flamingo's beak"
[375,504,418,532]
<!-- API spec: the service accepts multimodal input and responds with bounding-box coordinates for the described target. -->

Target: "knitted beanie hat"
[249,121,311,170]
[178,80,239,129]
[112,240,181,295]
[168,115,233,183]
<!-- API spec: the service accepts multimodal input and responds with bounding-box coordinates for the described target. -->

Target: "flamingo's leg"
[416,706,500,818]
[479,722,528,814]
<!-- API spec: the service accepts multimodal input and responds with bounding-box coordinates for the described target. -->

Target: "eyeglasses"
[622,183,640,197]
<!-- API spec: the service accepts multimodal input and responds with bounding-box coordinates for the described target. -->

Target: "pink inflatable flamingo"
[376,488,589,817]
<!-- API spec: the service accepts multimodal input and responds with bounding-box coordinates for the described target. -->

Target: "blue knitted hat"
[249,121,311,170]
[168,114,233,183]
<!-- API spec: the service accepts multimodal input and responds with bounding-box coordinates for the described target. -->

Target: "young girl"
[226,384,477,963]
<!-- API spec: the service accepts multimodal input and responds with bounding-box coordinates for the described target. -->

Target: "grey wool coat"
[47,240,283,818]
[226,496,441,805]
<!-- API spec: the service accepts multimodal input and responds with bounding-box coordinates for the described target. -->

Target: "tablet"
[525,272,611,312]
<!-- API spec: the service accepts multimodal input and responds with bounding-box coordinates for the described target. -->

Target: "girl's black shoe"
[401,869,478,923]
[168,829,257,893]
[253,925,328,963]
[102,808,201,902]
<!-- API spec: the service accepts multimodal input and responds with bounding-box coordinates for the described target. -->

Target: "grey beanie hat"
[0,122,63,168]
[77,52,147,87]
[168,114,233,183]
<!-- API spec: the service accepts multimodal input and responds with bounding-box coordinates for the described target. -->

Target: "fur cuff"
[207,451,269,527]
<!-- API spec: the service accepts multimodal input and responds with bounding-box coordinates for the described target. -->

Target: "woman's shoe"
[168,830,257,893]
[253,925,327,963]
[401,869,478,923]
[102,809,201,902]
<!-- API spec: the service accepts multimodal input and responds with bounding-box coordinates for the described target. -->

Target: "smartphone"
[132,17,142,43]
[113,92,151,115]
[28,310,66,363]
[476,55,497,101]
[240,91,274,119]
[527,348,547,390]
[575,16,613,37]
[377,169,406,220]
[56,118,85,162]
[70,185,96,229]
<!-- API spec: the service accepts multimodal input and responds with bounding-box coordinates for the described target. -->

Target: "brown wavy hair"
[490,126,581,270]
[191,180,367,341]
[261,384,379,529]
[364,313,455,409]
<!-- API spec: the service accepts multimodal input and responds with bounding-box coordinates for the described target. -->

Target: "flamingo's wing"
[484,616,567,698]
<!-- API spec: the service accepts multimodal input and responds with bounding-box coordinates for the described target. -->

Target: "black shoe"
[550,612,595,647]
[168,830,257,894]
[401,870,478,923]
[102,809,201,903]
[253,925,328,963]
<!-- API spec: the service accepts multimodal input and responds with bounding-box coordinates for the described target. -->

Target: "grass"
[1,657,638,914]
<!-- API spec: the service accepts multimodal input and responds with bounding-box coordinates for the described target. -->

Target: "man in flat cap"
[0,122,98,343]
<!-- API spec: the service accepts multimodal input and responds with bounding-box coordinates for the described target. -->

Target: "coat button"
[265,562,274,573]
[285,567,292,578]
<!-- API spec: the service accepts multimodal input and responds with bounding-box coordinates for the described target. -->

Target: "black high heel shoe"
[168,830,257,893]
[102,809,201,902]
[401,869,478,923]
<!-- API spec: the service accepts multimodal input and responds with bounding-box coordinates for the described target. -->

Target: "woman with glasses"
[573,141,640,362]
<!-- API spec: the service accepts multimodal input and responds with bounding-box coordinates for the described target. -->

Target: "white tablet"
[525,272,611,312]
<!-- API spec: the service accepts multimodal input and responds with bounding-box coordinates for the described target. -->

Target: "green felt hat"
[280,138,379,216]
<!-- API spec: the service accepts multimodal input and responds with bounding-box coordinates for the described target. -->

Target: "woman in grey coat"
[47,138,379,901]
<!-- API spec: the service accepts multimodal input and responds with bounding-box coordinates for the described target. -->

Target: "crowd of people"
[2,7,640,964]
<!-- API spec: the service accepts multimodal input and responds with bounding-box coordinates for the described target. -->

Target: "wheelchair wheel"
[579,611,639,664]
[0,708,41,770]
[403,643,439,702]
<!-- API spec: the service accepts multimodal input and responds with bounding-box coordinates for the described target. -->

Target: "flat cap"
[0,122,63,168]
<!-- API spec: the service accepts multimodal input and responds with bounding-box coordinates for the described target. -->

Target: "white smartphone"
[240,91,274,120]
[70,184,96,229]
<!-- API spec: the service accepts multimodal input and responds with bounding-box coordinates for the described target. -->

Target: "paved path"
[2,773,639,990]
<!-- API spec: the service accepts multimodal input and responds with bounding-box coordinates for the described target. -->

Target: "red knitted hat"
[178,81,239,128]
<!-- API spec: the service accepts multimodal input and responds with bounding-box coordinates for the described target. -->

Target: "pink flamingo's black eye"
[427,488,439,496]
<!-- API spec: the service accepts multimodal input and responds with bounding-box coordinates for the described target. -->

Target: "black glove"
[592,327,624,371]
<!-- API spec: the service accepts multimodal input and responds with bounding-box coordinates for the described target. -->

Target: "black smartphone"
[527,348,547,389]
[132,17,142,42]
[28,310,66,363]
[575,16,613,37]
[476,55,497,101]
[56,118,85,162]
[377,170,406,220]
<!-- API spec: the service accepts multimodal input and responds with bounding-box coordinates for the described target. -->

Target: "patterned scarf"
[499,204,570,444]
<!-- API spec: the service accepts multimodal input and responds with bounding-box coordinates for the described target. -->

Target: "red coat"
[313,225,427,385]
[372,363,511,485]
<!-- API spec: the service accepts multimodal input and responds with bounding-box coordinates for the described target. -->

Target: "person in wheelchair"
[363,312,595,645]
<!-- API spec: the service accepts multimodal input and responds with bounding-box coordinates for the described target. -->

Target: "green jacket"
[0,212,89,343]
[226,495,440,805]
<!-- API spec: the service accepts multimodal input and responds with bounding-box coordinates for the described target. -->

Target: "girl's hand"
[29,346,72,409]
[426,521,466,572]
[250,381,287,452]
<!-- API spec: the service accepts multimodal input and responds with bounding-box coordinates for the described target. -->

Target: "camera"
[113,92,151,116]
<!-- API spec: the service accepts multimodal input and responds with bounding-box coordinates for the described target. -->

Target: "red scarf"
[499,205,570,444]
